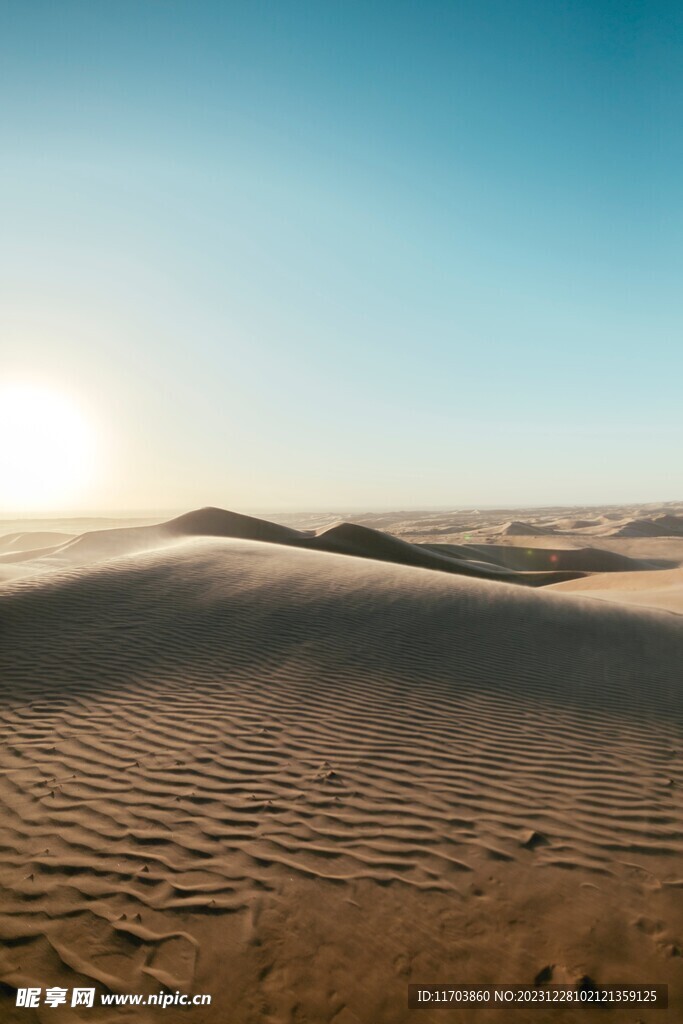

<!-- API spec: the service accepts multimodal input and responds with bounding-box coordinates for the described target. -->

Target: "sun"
[0,382,97,512]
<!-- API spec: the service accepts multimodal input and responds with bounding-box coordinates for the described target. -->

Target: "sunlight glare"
[0,383,96,512]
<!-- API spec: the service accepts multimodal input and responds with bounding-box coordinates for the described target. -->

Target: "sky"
[1,0,682,514]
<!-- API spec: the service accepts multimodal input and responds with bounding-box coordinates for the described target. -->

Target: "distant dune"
[497,520,558,536]
[610,514,683,538]
[0,531,74,553]
[0,503,682,1021]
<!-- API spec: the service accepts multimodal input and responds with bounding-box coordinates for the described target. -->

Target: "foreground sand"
[0,505,682,1022]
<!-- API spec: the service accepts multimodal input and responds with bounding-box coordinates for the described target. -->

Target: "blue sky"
[1,1,682,511]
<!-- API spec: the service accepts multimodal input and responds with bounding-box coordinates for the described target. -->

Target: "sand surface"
[0,503,682,1022]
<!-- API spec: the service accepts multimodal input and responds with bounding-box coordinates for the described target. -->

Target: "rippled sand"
[1,505,682,1021]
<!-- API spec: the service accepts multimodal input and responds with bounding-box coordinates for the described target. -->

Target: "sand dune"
[552,566,683,615]
[0,507,589,587]
[0,514,682,1022]
[436,543,665,574]
[170,506,303,544]
[6,502,682,595]
[0,531,74,554]
[307,522,581,583]
[300,502,683,551]
[610,515,683,538]
[497,520,558,536]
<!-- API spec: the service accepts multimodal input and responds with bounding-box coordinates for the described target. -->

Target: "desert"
[1,501,681,1022]
[3,2,682,1019]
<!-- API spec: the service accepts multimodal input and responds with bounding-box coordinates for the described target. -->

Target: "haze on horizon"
[1,1,682,516]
